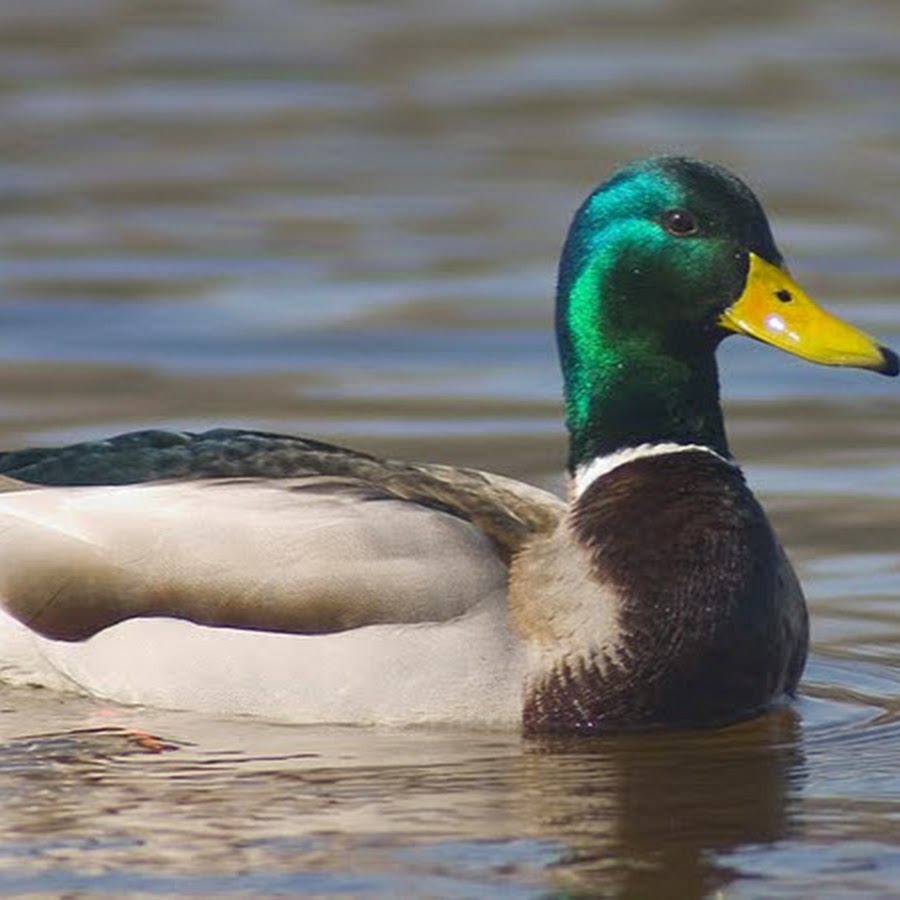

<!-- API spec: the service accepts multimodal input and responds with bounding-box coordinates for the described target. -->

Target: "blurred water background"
[1,1,900,896]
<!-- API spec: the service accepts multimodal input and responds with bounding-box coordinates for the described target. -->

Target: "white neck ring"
[572,443,734,498]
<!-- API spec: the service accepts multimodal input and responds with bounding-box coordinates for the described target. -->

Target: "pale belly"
[0,596,526,728]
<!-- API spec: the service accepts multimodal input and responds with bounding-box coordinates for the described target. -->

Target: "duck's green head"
[557,156,898,470]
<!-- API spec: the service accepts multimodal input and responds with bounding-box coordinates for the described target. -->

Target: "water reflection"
[0,707,808,898]
[525,711,803,896]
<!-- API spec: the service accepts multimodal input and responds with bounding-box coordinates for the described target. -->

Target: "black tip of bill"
[879,346,900,377]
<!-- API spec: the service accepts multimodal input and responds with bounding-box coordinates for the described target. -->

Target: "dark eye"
[662,208,699,237]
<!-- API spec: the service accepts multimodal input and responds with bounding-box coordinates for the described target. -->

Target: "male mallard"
[0,157,895,733]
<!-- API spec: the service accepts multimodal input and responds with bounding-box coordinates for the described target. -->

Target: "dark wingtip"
[879,346,900,377]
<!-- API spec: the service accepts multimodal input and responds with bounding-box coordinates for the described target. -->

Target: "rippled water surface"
[2,0,900,896]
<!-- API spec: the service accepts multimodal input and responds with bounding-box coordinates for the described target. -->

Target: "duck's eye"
[662,208,699,236]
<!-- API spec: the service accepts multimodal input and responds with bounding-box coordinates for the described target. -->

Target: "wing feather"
[0,429,565,641]
[0,478,510,640]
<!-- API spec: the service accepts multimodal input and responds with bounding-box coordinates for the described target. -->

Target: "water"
[1,0,900,895]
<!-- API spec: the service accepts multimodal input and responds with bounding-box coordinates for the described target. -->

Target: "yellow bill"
[720,253,898,376]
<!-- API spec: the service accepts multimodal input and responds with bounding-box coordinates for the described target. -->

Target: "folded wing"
[0,431,564,642]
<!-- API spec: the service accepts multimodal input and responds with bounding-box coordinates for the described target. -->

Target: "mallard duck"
[0,157,895,733]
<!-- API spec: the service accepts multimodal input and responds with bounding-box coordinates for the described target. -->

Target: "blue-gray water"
[1,1,900,896]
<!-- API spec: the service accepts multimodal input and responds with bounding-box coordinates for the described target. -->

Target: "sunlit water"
[1,0,900,896]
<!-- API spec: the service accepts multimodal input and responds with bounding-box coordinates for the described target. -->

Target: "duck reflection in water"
[523,708,804,898]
